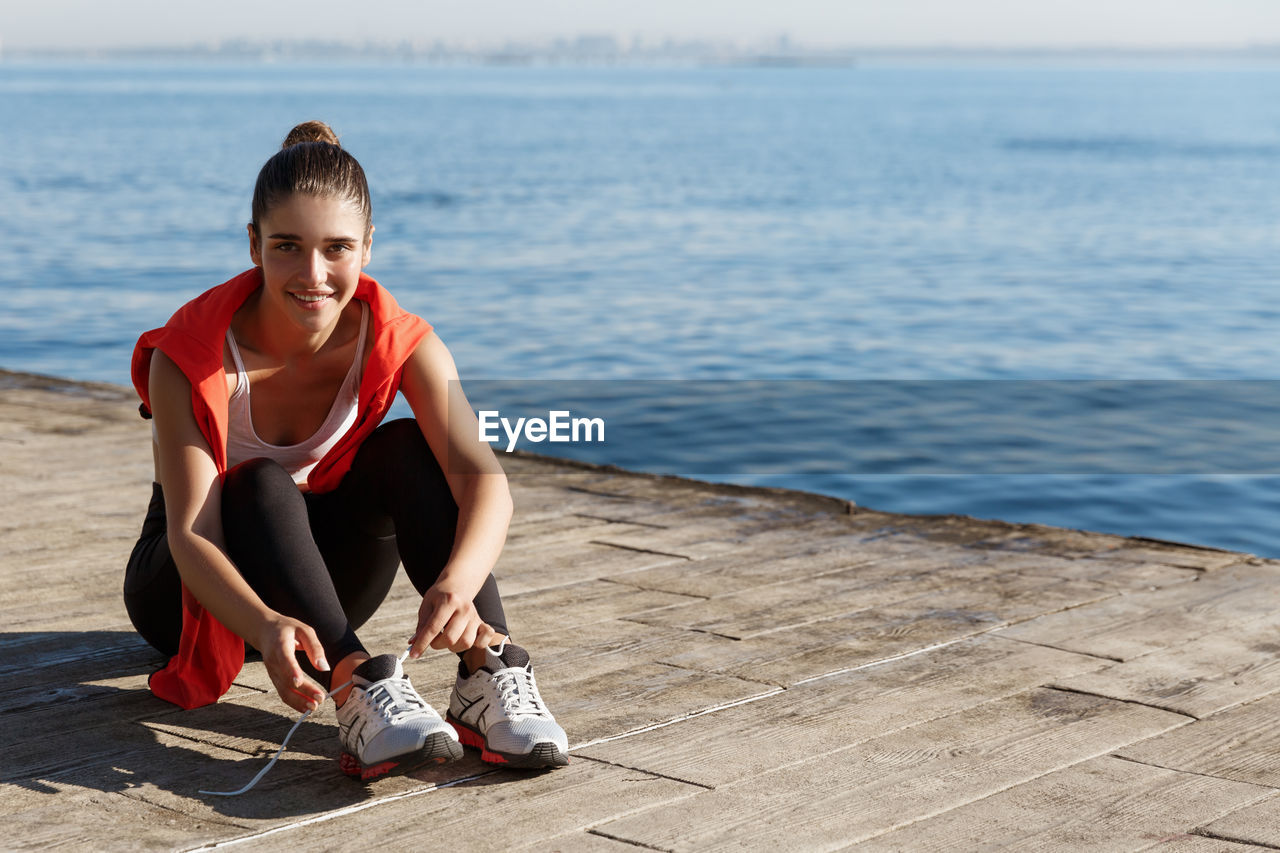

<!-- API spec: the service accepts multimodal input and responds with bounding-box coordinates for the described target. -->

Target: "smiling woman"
[122,120,569,781]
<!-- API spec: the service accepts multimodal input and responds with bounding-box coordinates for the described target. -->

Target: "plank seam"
[1045,685,1198,720]
[994,634,1126,662]
[791,629,1003,686]
[181,769,500,851]
[114,790,249,831]
[585,829,675,852]
[1121,536,1243,556]
[564,486,643,501]
[1109,753,1280,788]
[830,757,1090,845]
[575,754,715,790]
[229,681,270,695]
[588,541,695,560]
[649,659,782,689]
[616,618,741,641]
[570,687,785,752]
[1192,828,1280,850]
[726,606,913,642]
[607,560,1117,646]
[846,775,1075,846]
[604,553,920,602]
[1054,683,1280,724]
[139,724,273,757]
[596,576,711,601]
[574,513,669,529]
[845,738,1219,848]
[624,599,930,643]
[602,577,711,596]
[502,564,693,597]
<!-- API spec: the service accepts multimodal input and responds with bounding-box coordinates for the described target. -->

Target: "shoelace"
[361,676,430,723]
[493,666,548,718]
[199,647,411,797]
[485,637,548,718]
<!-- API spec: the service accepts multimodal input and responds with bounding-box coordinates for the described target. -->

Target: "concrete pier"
[3,369,1280,851]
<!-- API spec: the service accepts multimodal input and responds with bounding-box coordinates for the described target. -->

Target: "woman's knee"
[223,458,300,503]
[221,458,305,531]
[355,419,450,490]
[359,419,431,462]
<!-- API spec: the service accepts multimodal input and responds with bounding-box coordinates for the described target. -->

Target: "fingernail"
[318,658,330,671]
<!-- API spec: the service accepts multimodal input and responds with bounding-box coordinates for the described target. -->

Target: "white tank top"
[224,303,368,485]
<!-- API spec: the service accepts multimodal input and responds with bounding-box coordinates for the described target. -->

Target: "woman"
[124,121,567,779]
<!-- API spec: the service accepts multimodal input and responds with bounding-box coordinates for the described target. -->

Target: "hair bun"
[282,121,340,149]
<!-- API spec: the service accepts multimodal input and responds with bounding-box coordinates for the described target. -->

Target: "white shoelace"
[198,647,411,797]
[360,675,430,723]
[479,637,542,716]
[493,667,548,718]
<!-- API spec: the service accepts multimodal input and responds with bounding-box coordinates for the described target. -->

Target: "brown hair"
[250,120,371,237]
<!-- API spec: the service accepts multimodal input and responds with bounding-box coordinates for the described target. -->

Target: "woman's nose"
[300,250,326,285]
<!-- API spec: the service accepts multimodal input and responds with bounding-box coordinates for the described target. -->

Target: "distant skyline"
[5,1,1280,51]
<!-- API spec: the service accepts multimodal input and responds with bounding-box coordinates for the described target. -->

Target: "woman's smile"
[290,291,335,309]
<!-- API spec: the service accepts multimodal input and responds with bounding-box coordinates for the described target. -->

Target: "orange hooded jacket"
[131,267,433,709]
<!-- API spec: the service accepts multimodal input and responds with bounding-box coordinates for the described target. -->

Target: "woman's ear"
[362,224,374,268]
[247,223,262,267]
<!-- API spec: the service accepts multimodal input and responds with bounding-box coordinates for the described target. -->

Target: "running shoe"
[447,642,569,768]
[335,653,462,781]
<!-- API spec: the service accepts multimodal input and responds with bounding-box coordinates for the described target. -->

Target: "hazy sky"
[5,0,1280,50]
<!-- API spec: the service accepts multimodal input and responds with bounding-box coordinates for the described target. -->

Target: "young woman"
[124,121,567,779]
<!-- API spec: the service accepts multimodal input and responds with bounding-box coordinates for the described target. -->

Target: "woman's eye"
[329,244,352,253]
[273,242,297,252]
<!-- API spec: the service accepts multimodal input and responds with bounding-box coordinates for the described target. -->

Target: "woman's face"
[248,193,372,335]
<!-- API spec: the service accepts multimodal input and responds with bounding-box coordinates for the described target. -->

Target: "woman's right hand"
[255,615,330,713]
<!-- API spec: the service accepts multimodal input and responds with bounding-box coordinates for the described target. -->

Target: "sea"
[4,59,1280,556]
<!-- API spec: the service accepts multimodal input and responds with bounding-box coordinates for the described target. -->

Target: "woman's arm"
[400,332,513,658]
[149,351,329,711]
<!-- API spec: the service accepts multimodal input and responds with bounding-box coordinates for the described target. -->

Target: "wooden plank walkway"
[3,368,1280,851]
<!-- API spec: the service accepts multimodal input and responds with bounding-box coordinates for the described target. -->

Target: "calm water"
[4,60,1280,554]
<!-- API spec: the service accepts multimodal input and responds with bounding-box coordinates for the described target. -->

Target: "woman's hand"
[409,582,501,658]
[255,615,330,713]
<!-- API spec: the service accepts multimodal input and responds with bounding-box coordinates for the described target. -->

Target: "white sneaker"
[335,653,462,781]
[447,642,569,768]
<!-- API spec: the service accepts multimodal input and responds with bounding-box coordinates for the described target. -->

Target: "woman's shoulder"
[132,270,263,408]
[152,269,263,339]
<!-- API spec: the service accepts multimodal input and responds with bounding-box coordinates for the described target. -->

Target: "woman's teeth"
[294,294,328,302]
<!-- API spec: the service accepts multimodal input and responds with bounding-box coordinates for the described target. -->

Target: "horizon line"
[6,34,1280,55]
[7,40,1280,64]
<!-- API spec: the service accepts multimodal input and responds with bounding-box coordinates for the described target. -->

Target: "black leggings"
[123,419,508,684]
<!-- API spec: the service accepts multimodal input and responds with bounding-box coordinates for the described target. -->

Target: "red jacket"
[132,267,433,708]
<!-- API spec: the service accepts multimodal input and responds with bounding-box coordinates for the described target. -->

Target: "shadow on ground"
[0,630,514,821]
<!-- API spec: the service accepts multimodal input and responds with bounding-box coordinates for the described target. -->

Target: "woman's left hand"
[409,582,502,657]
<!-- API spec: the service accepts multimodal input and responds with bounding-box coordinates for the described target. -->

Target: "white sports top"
[224,302,368,485]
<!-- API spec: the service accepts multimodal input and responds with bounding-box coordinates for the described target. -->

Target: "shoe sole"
[446,714,570,769]
[340,731,463,782]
